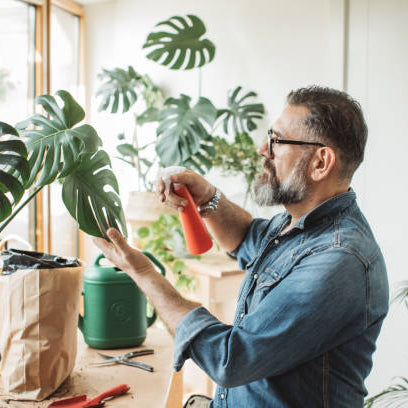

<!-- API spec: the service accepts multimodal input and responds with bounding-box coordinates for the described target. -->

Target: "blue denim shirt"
[174,190,389,407]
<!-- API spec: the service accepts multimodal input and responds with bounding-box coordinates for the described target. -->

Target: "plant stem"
[0,185,45,234]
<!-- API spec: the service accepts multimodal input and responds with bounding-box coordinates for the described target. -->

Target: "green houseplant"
[0,90,127,238]
[95,15,265,290]
[136,213,196,291]
[96,67,164,191]
[96,14,265,184]
[0,90,128,401]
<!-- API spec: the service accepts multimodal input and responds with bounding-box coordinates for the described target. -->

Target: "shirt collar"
[283,188,356,231]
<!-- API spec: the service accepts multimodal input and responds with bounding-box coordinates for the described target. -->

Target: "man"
[94,86,389,408]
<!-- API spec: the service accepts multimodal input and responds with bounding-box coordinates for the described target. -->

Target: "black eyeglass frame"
[267,129,325,156]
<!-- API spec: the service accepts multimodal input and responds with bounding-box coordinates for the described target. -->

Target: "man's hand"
[93,228,155,278]
[155,169,216,211]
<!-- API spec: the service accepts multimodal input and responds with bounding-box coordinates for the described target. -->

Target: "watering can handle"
[93,253,105,266]
[93,252,165,273]
[142,251,166,327]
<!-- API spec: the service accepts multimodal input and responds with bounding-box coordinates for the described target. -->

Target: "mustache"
[262,158,275,174]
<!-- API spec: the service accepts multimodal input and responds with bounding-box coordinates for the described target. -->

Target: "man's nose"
[258,140,274,159]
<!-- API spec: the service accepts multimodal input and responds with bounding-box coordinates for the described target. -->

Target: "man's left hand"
[93,228,154,277]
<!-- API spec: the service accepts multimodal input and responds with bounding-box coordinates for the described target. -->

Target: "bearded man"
[94,86,389,408]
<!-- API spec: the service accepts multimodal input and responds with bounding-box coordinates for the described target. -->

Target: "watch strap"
[198,188,221,217]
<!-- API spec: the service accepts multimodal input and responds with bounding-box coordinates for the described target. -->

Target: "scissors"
[92,349,154,372]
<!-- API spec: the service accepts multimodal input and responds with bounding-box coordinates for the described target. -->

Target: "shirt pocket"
[248,267,283,312]
[257,267,282,289]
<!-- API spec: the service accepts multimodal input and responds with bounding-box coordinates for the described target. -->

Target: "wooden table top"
[0,327,176,408]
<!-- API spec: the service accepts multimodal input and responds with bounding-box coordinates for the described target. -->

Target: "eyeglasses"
[267,129,325,156]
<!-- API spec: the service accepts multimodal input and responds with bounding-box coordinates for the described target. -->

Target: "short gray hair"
[287,86,368,180]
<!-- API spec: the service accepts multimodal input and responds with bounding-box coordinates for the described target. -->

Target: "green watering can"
[78,252,165,349]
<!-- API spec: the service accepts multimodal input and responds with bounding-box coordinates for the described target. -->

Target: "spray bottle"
[157,167,213,255]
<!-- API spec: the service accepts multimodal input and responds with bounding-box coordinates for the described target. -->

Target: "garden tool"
[48,384,130,408]
[95,350,154,372]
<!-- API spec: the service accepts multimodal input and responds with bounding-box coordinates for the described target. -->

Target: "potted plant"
[0,90,127,238]
[95,13,265,226]
[94,15,266,290]
[96,65,173,240]
[0,90,127,401]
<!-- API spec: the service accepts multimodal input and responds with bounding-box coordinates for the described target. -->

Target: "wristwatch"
[198,187,222,217]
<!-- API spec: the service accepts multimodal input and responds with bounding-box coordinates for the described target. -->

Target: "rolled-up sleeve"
[174,306,222,371]
[173,247,369,388]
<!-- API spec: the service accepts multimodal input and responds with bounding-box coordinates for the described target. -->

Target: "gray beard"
[253,154,312,206]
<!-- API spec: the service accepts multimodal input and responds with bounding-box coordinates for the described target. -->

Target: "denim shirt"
[174,190,389,408]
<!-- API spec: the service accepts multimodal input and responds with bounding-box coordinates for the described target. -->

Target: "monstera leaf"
[155,94,217,167]
[97,66,143,113]
[217,86,265,136]
[143,15,215,70]
[16,90,101,188]
[0,122,29,222]
[62,150,127,239]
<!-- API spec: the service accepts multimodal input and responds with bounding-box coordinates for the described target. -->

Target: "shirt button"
[274,238,280,244]
[253,273,258,280]
[220,393,225,399]
[240,312,245,318]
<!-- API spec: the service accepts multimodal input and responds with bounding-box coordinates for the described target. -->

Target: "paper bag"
[0,266,84,401]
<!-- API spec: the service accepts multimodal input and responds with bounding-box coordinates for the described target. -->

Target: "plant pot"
[0,262,84,401]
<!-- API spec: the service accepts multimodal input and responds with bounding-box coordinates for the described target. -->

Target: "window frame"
[20,0,85,254]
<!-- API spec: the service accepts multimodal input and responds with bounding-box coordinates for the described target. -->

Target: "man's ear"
[310,147,336,181]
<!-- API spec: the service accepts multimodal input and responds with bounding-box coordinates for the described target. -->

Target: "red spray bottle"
[157,167,213,255]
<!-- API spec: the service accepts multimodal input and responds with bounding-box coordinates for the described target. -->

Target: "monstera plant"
[96,14,265,183]
[96,66,164,191]
[155,94,217,172]
[0,90,127,239]
[93,14,265,291]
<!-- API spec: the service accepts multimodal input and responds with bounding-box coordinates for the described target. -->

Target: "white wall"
[83,0,408,397]
[347,0,408,394]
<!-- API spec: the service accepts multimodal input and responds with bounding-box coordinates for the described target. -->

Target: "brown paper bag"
[0,265,84,401]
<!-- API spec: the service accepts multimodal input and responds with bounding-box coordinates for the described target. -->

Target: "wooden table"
[0,327,182,408]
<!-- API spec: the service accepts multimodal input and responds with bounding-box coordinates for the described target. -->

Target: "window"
[0,0,36,247]
[48,3,83,257]
[0,0,84,255]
